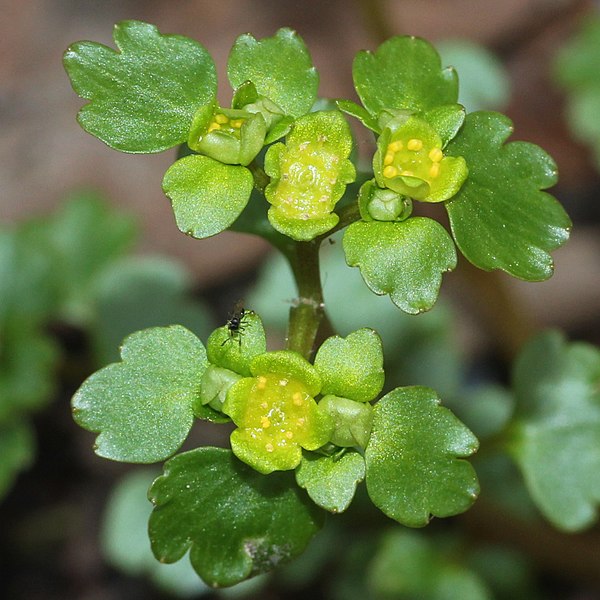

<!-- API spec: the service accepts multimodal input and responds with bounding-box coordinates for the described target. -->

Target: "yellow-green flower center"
[274,138,341,221]
[382,137,444,184]
[206,112,245,138]
[238,374,314,454]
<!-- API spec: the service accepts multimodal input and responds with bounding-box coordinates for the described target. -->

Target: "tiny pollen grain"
[257,376,267,390]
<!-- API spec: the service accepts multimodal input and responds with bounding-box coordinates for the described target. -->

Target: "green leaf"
[72,325,207,463]
[445,112,571,280]
[343,218,457,315]
[0,227,60,327]
[63,20,217,153]
[507,330,600,531]
[353,36,458,116]
[295,450,365,513]
[29,191,137,325]
[0,420,35,499]
[163,155,253,239]
[554,17,600,170]
[227,28,318,118]
[101,469,212,597]
[437,40,510,112]
[368,530,492,600]
[314,328,384,401]
[91,255,212,365]
[0,323,59,421]
[148,447,324,587]
[365,386,479,526]
[336,99,380,132]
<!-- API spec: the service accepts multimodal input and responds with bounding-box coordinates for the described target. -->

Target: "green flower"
[222,351,333,474]
[374,115,467,202]
[264,110,356,241]
[187,102,267,166]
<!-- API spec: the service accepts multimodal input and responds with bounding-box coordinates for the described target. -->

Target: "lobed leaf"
[295,450,365,513]
[343,217,457,315]
[227,28,318,118]
[148,447,324,587]
[507,330,600,531]
[72,325,206,463]
[64,20,217,153]
[365,386,479,526]
[163,156,254,239]
[353,36,458,117]
[445,112,571,280]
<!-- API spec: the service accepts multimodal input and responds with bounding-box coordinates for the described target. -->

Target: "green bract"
[72,326,207,463]
[353,36,458,116]
[149,448,324,587]
[264,110,356,241]
[162,156,254,240]
[63,21,217,153]
[222,350,333,474]
[445,112,571,280]
[365,386,480,526]
[343,218,457,314]
[227,28,319,119]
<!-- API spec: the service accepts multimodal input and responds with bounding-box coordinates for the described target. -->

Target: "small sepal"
[319,395,374,449]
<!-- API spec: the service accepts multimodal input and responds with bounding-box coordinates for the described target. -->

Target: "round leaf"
[507,330,600,531]
[148,447,324,587]
[343,218,457,315]
[365,386,479,526]
[314,328,384,401]
[227,28,318,118]
[295,450,365,513]
[72,325,207,463]
[353,36,458,116]
[63,20,217,153]
[163,156,253,239]
[445,112,571,280]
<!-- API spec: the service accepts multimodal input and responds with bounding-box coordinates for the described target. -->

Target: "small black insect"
[222,300,247,346]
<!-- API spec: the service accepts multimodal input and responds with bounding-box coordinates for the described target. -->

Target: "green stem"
[248,160,270,192]
[286,240,328,360]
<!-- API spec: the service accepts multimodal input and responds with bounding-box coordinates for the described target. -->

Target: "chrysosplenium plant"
[64,22,571,586]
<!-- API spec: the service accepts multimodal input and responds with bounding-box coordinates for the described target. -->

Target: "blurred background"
[2,0,600,598]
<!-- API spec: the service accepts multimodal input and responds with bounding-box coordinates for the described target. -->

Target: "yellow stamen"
[215,113,229,124]
[429,148,443,162]
[383,152,395,166]
[260,416,271,428]
[383,165,398,178]
[207,122,221,132]
[429,163,440,178]
[230,119,244,128]
[388,140,403,152]
[407,138,423,151]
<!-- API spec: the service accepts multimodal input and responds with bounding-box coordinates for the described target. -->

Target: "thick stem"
[286,240,328,360]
